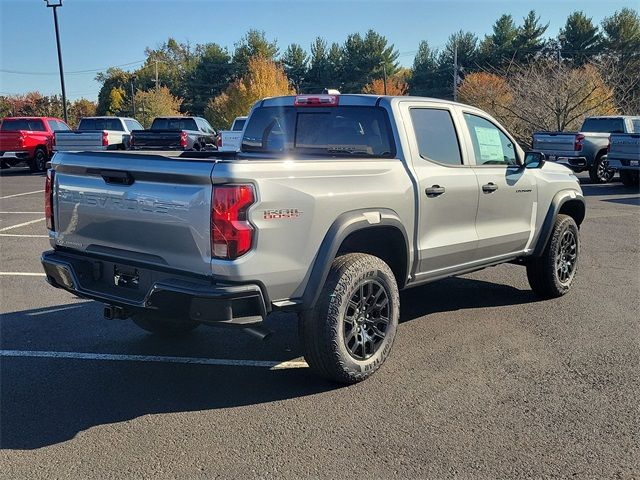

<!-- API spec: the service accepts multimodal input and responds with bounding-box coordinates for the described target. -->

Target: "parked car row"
[0,114,248,172]
[532,115,640,185]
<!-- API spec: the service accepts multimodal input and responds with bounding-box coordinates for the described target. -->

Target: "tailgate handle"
[101,170,134,186]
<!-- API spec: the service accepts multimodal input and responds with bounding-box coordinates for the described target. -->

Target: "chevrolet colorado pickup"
[41,94,585,383]
[55,116,144,152]
[130,116,216,151]
[0,116,70,172]
[532,116,640,184]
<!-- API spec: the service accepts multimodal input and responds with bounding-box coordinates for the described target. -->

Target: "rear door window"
[124,119,143,131]
[242,106,394,157]
[410,108,462,166]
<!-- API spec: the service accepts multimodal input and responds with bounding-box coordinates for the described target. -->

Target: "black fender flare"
[532,190,585,257]
[301,209,411,309]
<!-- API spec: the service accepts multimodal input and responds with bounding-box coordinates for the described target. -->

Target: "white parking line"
[0,350,309,370]
[0,233,48,238]
[0,272,46,276]
[0,211,42,214]
[0,218,45,232]
[0,190,43,200]
[28,305,86,316]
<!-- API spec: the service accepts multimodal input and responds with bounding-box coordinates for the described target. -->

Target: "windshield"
[78,118,124,131]
[581,118,625,133]
[241,106,394,157]
[151,118,197,131]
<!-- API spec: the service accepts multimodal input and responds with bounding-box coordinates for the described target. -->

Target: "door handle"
[425,185,446,197]
[482,182,498,193]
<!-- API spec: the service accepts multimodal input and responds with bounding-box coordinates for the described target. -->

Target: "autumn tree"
[134,86,183,127]
[205,57,294,130]
[458,72,514,119]
[362,69,410,95]
[68,99,97,127]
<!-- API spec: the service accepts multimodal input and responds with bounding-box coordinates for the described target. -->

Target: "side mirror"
[524,151,546,169]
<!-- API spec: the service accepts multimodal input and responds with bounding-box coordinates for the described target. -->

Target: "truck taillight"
[45,169,55,230]
[211,185,255,259]
[574,134,585,151]
[101,130,109,147]
[216,136,222,148]
[180,131,188,149]
[294,94,339,107]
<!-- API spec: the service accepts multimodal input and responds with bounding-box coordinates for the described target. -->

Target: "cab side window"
[410,108,462,166]
[463,113,517,166]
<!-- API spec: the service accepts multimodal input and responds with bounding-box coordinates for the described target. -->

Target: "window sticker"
[474,126,503,161]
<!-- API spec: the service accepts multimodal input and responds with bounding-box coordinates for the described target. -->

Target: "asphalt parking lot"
[0,166,638,479]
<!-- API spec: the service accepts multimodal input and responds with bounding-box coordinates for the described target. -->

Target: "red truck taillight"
[45,169,55,230]
[101,130,109,147]
[574,134,585,151]
[211,185,255,259]
[180,131,188,149]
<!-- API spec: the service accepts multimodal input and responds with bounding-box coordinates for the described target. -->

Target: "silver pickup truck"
[41,94,585,384]
[55,116,144,151]
[607,133,640,187]
[533,116,640,184]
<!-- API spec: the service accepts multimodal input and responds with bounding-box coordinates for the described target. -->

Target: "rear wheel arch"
[301,209,411,309]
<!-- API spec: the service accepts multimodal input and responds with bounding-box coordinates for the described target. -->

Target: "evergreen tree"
[282,44,308,93]
[561,11,601,66]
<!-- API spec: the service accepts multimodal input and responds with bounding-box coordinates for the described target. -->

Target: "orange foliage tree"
[205,57,294,129]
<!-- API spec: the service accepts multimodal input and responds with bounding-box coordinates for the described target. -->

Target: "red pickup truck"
[0,117,70,172]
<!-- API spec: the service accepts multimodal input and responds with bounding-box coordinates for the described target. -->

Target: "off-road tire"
[299,253,400,384]
[589,153,614,184]
[620,170,639,188]
[29,147,47,173]
[132,313,200,337]
[527,214,579,299]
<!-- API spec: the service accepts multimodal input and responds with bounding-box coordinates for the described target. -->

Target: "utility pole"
[44,0,68,123]
[155,60,159,92]
[453,43,459,102]
[131,77,136,118]
[383,64,388,95]
[557,34,565,69]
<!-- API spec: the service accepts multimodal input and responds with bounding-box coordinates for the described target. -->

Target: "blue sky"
[0,0,635,100]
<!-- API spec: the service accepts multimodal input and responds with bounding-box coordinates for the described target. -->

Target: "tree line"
[1,7,637,136]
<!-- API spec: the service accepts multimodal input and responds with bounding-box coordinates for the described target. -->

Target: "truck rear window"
[1,119,46,131]
[151,118,198,131]
[78,118,124,131]
[241,106,394,157]
[581,118,625,133]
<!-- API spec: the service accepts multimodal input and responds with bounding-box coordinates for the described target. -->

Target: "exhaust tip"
[243,325,273,341]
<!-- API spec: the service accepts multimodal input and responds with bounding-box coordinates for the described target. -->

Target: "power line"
[0,60,146,76]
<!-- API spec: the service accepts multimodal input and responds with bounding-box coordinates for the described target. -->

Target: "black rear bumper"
[41,250,267,326]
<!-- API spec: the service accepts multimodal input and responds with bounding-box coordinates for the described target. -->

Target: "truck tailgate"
[55,131,104,151]
[52,151,214,275]
[608,134,640,161]
[132,131,182,149]
[532,133,577,153]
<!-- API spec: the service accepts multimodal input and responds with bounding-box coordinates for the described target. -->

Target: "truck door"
[400,102,480,280]
[461,111,537,260]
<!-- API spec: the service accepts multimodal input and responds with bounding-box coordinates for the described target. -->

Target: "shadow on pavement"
[1,276,538,450]
[0,167,43,177]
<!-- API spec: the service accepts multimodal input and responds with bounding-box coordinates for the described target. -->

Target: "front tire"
[589,154,614,183]
[526,214,579,299]
[29,148,47,173]
[132,313,200,337]
[299,253,400,384]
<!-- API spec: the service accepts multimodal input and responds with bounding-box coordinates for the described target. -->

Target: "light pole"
[44,0,67,123]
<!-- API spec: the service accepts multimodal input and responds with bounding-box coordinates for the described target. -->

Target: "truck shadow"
[0,167,43,177]
[1,276,537,450]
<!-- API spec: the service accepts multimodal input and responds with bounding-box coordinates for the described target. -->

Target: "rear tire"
[526,214,579,299]
[589,154,614,183]
[132,313,200,337]
[29,147,47,173]
[299,253,399,384]
[620,170,639,188]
